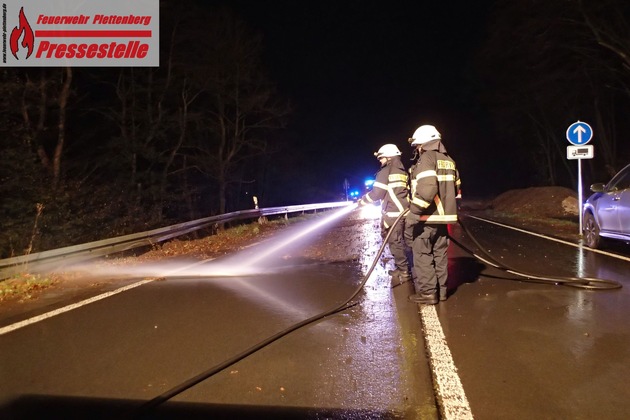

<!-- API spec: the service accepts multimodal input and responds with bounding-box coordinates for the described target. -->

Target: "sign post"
[566,121,594,237]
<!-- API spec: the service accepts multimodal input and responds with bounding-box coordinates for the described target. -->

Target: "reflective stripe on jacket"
[363,156,409,227]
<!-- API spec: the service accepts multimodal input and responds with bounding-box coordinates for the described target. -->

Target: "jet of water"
[66,202,358,280]
[239,202,358,268]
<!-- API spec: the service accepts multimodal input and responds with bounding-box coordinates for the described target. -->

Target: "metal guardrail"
[0,201,353,279]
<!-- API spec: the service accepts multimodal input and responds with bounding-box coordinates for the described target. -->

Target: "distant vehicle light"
[364,179,375,187]
[347,190,360,202]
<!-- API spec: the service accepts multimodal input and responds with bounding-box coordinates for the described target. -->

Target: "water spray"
[132,204,399,416]
[233,202,359,268]
[133,205,622,416]
[70,203,359,281]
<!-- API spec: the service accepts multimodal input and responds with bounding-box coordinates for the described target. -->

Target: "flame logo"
[10,7,34,60]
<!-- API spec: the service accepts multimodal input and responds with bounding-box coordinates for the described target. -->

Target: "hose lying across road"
[132,207,621,416]
[132,207,397,417]
[453,214,622,290]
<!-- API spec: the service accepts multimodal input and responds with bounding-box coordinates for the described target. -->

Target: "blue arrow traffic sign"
[566,121,593,145]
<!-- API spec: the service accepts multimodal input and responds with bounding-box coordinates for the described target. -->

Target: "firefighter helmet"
[374,144,402,159]
[409,125,441,145]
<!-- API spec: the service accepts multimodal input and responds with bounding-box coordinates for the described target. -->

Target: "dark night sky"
[214,0,496,197]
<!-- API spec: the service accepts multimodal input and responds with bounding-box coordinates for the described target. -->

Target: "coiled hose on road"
[133,206,621,416]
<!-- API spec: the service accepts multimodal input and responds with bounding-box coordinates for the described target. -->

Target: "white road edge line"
[467,214,630,263]
[420,304,474,420]
[0,279,154,336]
[0,259,212,336]
[417,213,627,419]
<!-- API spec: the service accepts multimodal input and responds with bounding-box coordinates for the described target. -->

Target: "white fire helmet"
[374,144,402,159]
[409,125,441,146]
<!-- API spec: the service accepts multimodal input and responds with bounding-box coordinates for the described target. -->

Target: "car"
[582,163,630,248]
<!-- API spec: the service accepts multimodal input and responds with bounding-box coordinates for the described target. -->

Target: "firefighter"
[359,144,412,286]
[405,125,461,304]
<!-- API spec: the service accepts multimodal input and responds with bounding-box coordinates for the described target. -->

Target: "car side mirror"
[590,183,605,193]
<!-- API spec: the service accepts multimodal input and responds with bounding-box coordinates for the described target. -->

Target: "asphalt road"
[445,215,630,420]
[1,208,630,419]
[0,210,437,419]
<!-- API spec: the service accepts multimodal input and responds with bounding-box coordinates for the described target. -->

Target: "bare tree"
[53,67,72,189]
[576,0,630,175]
[1,1,293,257]
[578,0,630,71]
[476,0,630,188]
[175,6,290,214]
[18,68,73,188]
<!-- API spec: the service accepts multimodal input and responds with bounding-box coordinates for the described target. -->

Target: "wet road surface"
[0,210,437,419]
[1,208,630,419]
[444,215,630,419]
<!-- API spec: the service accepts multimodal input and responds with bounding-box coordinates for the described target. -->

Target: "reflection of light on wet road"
[565,289,595,360]
[311,209,406,409]
[354,203,387,289]
[571,242,606,352]
[576,245,586,278]
[355,214,387,298]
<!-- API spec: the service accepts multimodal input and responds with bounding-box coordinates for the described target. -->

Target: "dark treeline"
[3,0,630,258]
[473,0,630,191]
[0,3,299,258]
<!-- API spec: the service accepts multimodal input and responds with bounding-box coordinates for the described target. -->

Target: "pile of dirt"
[490,186,579,219]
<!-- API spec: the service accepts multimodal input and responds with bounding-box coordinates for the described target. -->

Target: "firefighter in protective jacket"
[359,144,412,286]
[405,125,461,305]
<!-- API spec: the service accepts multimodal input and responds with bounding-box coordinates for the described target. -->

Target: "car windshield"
[607,166,630,192]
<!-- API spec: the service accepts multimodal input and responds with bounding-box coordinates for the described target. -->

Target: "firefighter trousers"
[382,216,410,274]
[406,222,449,297]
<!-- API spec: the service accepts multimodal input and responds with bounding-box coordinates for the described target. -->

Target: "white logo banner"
[2,0,159,67]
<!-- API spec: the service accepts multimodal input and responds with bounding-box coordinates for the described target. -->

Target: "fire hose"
[132,205,620,416]
[451,213,622,290]
[132,204,394,416]
[388,207,620,290]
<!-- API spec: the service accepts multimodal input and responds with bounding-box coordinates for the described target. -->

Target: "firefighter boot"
[389,269,412,287]
[408,292,438,305]
[440,287,448,301]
